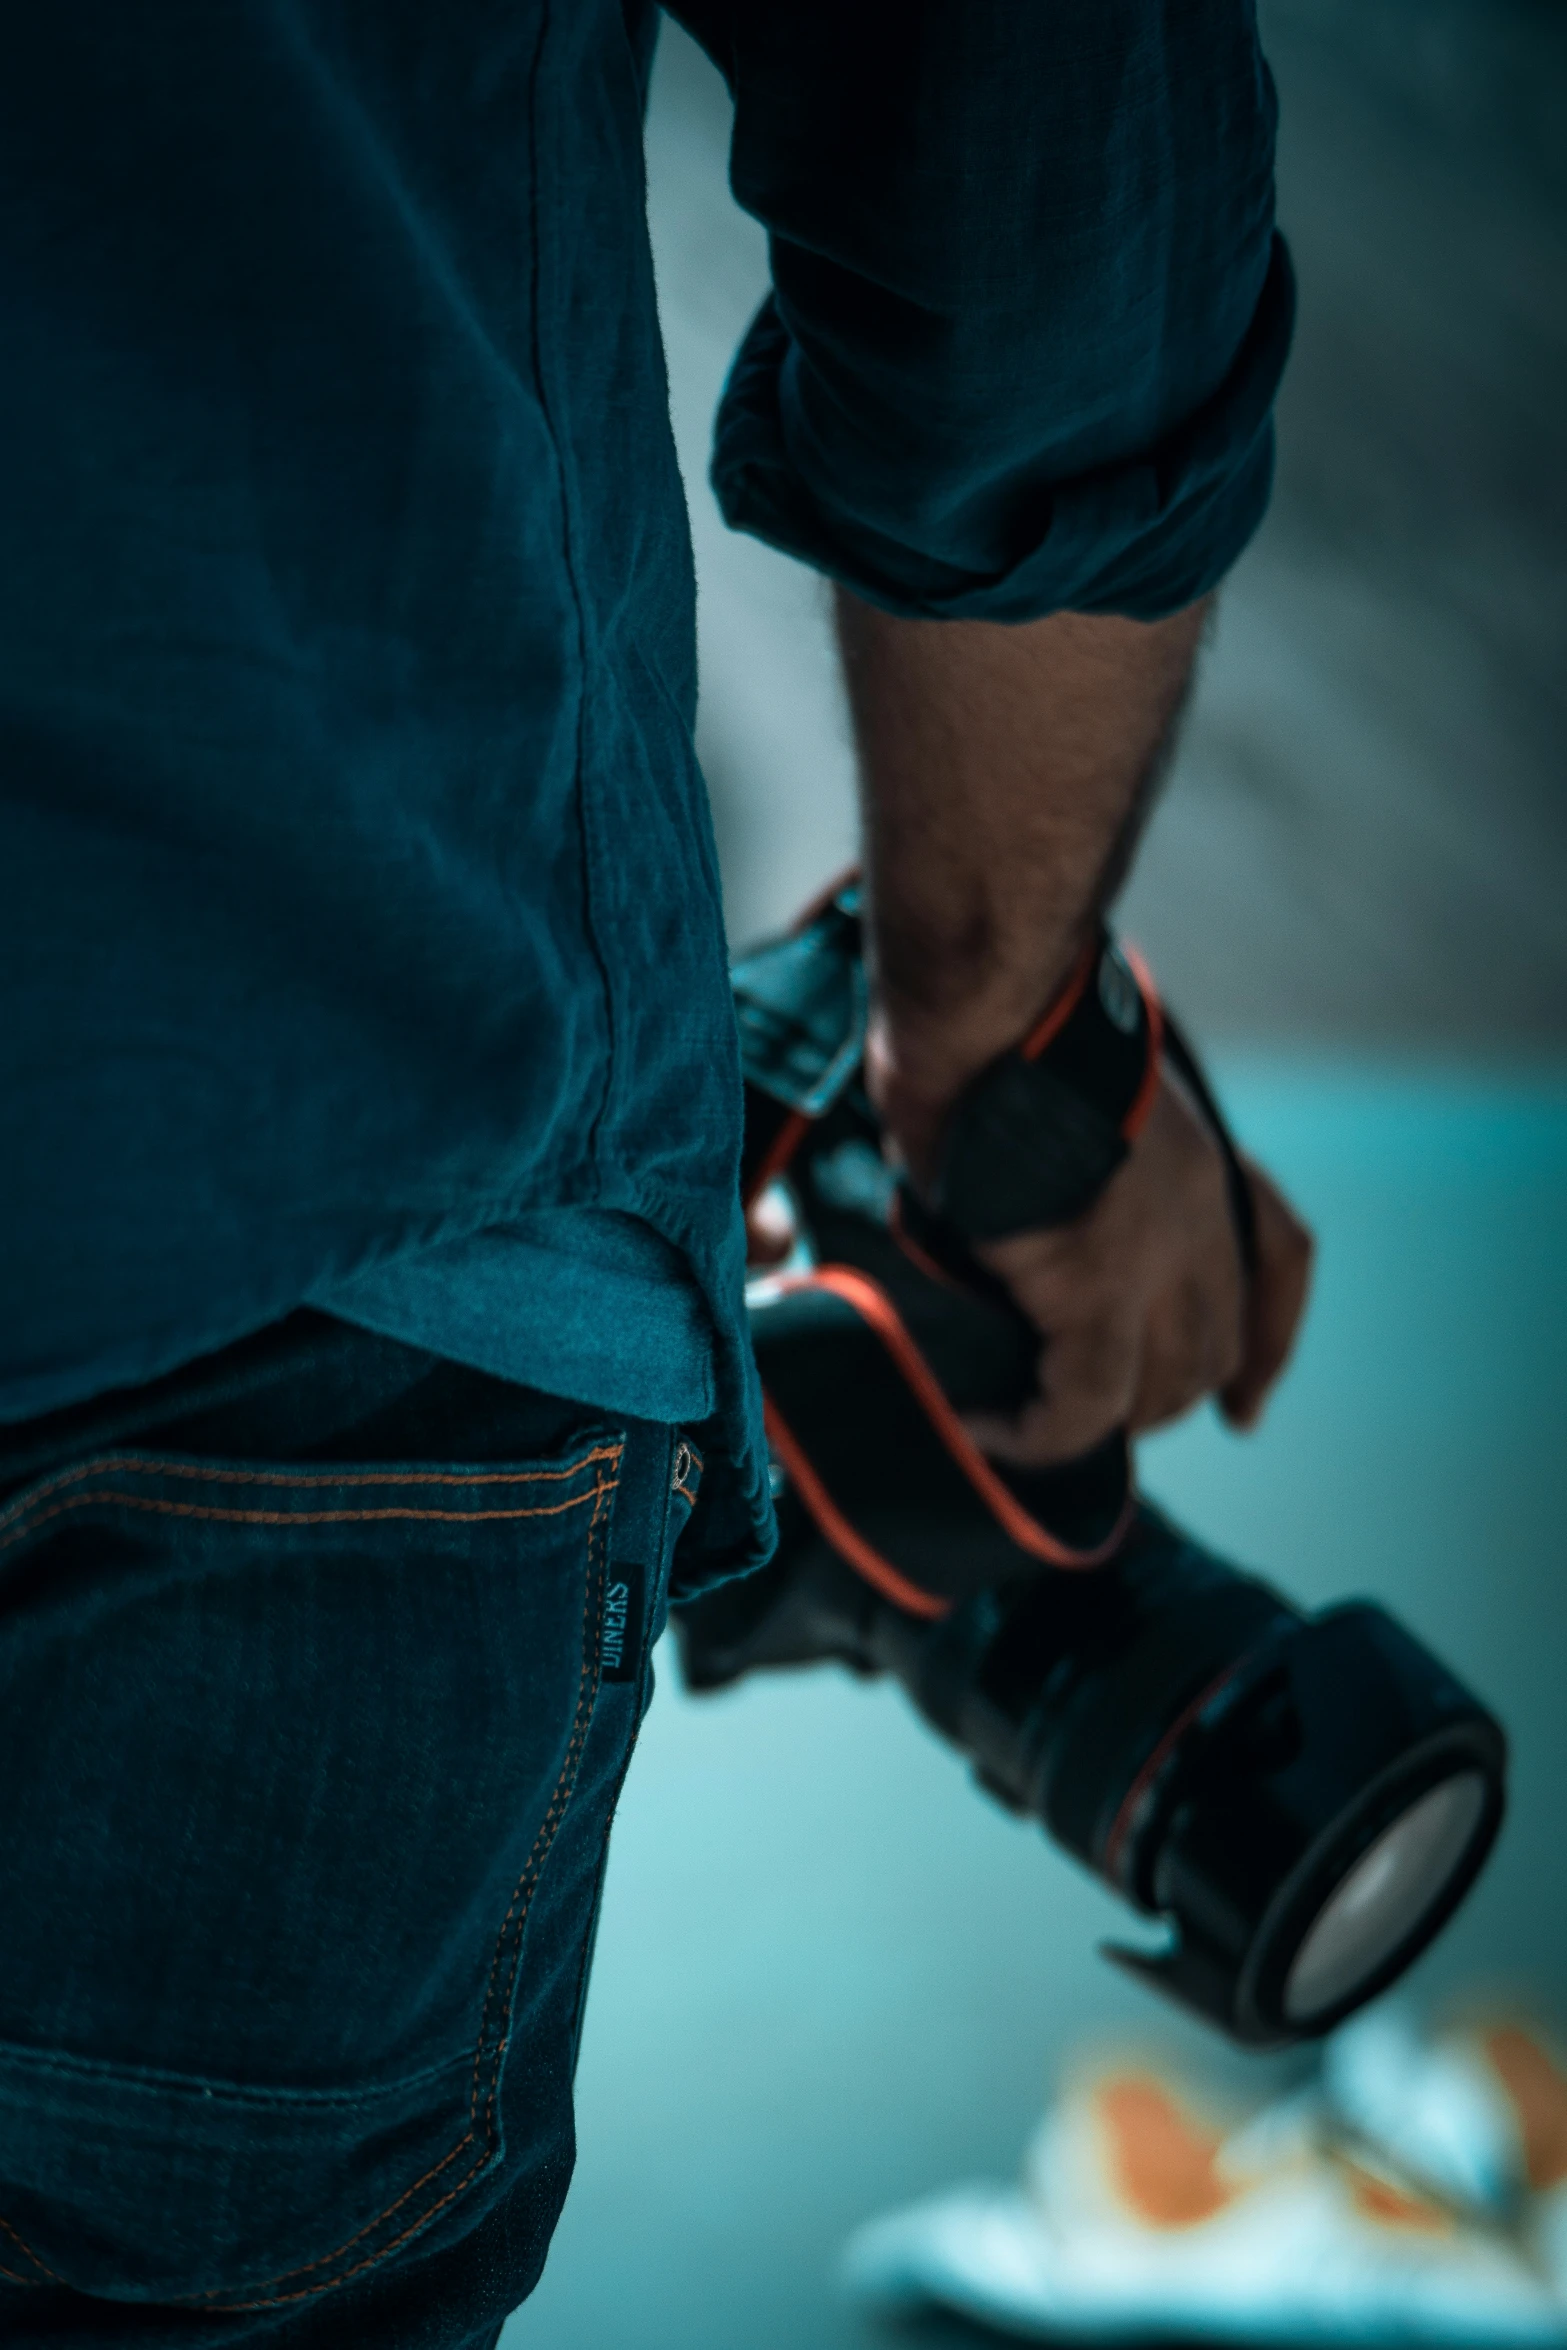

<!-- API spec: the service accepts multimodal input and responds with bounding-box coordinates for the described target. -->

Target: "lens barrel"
[898,1508,1503,2041]
[675,1497,1505,2046]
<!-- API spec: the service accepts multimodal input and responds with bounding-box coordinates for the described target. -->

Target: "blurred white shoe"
[1328,2007,1567,2294]
[844,2061,1567,2344]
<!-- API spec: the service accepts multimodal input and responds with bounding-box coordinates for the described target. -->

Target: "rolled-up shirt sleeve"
[673,0,1294,621]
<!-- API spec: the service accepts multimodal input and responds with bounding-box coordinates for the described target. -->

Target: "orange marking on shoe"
[1485,2027,1567,2191]
[1344,2165,1451,2233]
[1097,2076,1236,2228]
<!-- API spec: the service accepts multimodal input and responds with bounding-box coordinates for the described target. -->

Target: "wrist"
[869,889,1087,1049]
[863,1005,1002,1186]
[867,935,1095,1183]
[875,929,1164,1236]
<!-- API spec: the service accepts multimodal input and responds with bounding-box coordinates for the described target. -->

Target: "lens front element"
[1283,1772,1491,2024]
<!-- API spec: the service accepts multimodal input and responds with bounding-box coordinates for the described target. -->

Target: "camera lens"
[685,1254,1507,2046]
[1087,1577,1505,2043]
[674,1479,1506,2045]
[1281,1771,1490,2025]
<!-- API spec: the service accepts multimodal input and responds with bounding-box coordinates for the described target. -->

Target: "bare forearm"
[835,587,1209,1166]
[829,583,1310,1464]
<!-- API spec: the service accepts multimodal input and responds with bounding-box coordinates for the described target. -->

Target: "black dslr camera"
[672,884,1505,2049]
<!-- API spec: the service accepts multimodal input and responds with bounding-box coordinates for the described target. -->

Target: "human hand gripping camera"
[673,592,1506,2049]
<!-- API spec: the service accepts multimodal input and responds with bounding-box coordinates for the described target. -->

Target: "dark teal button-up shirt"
[0,0,1291,1581]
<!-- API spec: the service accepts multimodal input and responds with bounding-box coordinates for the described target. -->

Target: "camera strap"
[736,884,1255,1619]
[929,929,1163,1243]
[750,1264,1134,1616]
[732,876,869,1209]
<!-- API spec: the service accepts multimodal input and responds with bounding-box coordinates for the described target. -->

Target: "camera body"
[672,885,1506,2047]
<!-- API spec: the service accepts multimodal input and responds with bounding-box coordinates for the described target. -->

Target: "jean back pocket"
[0,1429,623,2304]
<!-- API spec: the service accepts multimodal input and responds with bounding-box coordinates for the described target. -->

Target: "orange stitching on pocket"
[0,2213,60,2284]
[175,2128,486,2303]
[0,1482,621,1558]
[0,1447,623,1536]
[209,2144,498,2311]
[160,1453,618,2310]
[473,1471,611,2158]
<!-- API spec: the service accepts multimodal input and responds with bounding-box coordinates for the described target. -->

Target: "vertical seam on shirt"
[525,0,617,1195]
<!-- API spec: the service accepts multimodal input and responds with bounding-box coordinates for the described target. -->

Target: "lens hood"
[1109,1597,1506,2043]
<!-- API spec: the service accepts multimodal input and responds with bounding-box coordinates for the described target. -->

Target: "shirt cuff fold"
[712,233,1295,624]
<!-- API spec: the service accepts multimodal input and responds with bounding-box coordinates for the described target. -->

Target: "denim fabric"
[1,0,1286,1594]
[0,1314,691,2344]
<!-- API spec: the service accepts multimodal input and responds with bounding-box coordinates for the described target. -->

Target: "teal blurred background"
[512,9,1567,2342]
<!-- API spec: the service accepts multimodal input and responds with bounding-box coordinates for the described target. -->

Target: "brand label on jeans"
[601,1561,644,1683]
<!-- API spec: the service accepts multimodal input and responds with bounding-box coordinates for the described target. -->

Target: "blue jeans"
[0,1313,695,2346]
